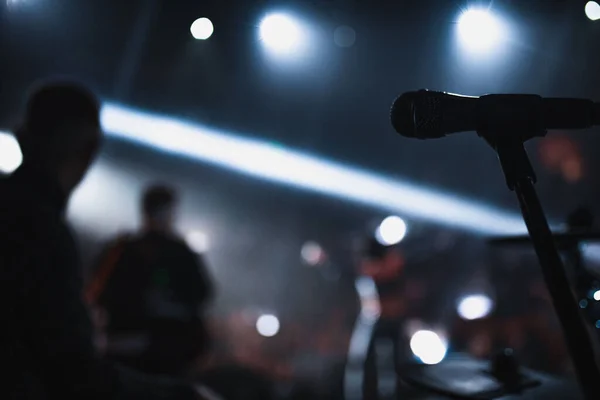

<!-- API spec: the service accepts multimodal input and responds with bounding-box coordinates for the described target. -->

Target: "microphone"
[390,90,600,140]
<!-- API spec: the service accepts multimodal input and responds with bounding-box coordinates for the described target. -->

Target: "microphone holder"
[483,131,600,399]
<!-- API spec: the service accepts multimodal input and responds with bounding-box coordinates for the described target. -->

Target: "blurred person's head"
[141,184,177,233]
[16,79,102,194]
[361,236,405,275]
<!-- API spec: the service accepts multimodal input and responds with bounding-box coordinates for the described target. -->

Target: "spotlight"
[593,290,600,301]
[256,314,280,337]
[586,1,600,21]
[301,241,324,266]
[259,13,305,55]
[457,8,505,54]
[375,216,407,245]
[186,230,209,253]
[190,17,214,40]
[410,330,448,365]
[457,294,493,320]
[0,132,23,174]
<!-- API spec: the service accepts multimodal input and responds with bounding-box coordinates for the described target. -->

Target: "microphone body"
[390,90,600,140]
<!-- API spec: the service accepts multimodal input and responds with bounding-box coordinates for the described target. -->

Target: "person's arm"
[21,230,200,400]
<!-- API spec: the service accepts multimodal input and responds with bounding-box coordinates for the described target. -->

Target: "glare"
[301,241,324,266]
[190,17,214,40]
[83,105,529,235]
[457,294,493,320]
[375,216,407,245]
[410,330,448,365]
[457,8,504,54]
[586,1,600,21]
[186,230,209,253]
[594,290,600,301]
[0,132,22,174]
[256,314,280,337]
[1,101,528,236]
[259,13,305,55]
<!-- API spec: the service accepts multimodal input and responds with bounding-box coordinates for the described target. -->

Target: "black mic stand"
[483,131,600,400]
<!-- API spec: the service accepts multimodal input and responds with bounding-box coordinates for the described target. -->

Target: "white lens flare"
[256,314,280,337]
[0,132,23,174]
[259,13,305,55]
[586,1,600,21]
[190,17,214,40]
[457,8,505,54]
[457,294,493,320]
[375,216,407,245]
[410,330,448,365]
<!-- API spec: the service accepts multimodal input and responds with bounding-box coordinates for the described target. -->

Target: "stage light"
[186,230,209,253]
[334,25,356,48]
[375,216,407,246]
[457,8,504,54]
[0,100,528,237]
[256,314,280,337]
[301,241,324,266]
[410,330,448,365]
[586,1,600,21]
[457,294,493,320]
[593,290,600,301]
[190,17,214,40]
[259,13,305,55]
[0,132,23,174]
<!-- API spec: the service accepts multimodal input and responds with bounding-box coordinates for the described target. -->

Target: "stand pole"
[493,138,600,399]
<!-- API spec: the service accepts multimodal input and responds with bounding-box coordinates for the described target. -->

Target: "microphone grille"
[390,90,444,139]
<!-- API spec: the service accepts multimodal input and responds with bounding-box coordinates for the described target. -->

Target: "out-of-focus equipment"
[390,90,600,399]
[397,351,582,399]
[489,207,600,335]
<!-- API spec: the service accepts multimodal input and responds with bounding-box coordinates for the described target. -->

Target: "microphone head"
[390,90,447,139]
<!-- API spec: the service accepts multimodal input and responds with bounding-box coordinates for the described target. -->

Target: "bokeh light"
[190,17,214,40]
[0,132,22,174]
[256,314,280,337]
[301,241,325,266]
[586,1,600,21]
[457,294,493,320]
[410,330,448,365]
[375,216,407,245]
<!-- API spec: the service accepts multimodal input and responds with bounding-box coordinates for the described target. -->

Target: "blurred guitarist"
[85,184,215,377]
[358,236,425,400]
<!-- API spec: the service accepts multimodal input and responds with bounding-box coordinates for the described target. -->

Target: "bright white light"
[457,8,504,54]
[0,105,528,236]
[594,290,600,301]
[457,294,493,320]
[186,230,209,253]
[190,17,214,40]
[68,162,139,234]
[0,132,23,174]
[256,314,280,337]
[259,13,304,54]
[301,241,324,266]
[586,1,600,21]
[410,330,448,365]
[375,216,407,245]
[334,25,356,48]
